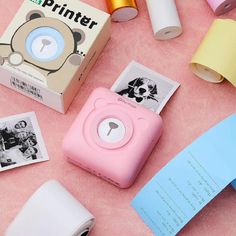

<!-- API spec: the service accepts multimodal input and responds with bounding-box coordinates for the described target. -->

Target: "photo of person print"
[0,112,49,171]
[111,61,180,114]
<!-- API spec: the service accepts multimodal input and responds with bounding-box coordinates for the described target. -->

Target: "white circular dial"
[98,118,126,143]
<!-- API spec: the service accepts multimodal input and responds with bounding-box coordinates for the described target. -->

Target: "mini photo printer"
[63,88,163,188]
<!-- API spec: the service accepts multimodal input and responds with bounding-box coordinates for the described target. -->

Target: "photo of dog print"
[117,77,159,105]
[111,61,180,114]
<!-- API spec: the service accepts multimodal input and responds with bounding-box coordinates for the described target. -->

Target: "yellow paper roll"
[190,19,236,87]
[106,0,138,22]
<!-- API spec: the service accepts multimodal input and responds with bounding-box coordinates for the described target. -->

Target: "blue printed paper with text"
[132,114,236,236]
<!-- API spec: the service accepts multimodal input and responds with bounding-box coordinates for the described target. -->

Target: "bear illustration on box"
[0,10,86,88]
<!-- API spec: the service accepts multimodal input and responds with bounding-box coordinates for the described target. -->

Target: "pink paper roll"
[207,0,236,15]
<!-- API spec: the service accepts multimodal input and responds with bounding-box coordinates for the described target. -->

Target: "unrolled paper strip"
[132,113,236,236]
[190,19,236,87]
[146,0,182,40]
[106,0,138,22]
[206,0,236,15]
[6,180,95,236]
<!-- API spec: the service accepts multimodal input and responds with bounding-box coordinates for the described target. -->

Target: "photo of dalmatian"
[117,77,159,105]
[111,61,180,114]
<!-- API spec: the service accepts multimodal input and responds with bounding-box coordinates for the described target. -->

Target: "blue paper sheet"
[132,113,236,236]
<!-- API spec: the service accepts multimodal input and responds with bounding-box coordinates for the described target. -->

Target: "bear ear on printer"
[26,10,45,21]
[72,29,86,46]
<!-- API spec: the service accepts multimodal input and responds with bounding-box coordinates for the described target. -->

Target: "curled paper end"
[190,63,224,83]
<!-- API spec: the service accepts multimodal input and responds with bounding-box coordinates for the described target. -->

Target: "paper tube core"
[192,64,224,83]
[216,0,236,15]
[224,3,232,8]
[155,26,182,40]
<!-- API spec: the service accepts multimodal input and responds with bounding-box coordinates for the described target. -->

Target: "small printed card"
[132,114,236,236]
[0,112,49,171]
[111,61,180,114]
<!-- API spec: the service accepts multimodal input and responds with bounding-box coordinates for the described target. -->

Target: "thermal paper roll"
[190,19,236,87]
[206,0,236,15]
[146,0,182,40]
[6,180,95,236]
[106,0,138,22]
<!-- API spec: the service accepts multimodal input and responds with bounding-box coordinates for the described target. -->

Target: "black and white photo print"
[111,61,180,114]
[0,112,49,171]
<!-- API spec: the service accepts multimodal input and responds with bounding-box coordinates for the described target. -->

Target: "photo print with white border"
[0,112,49,171]
[111,61,180,114]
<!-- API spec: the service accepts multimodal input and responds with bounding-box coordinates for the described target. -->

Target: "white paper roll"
[146,0,182,40]
[6,180,95,236]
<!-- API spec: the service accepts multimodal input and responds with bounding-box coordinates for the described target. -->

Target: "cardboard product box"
[0,0,111,113]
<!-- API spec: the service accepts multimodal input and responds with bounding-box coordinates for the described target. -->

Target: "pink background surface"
[0,0,236,235]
